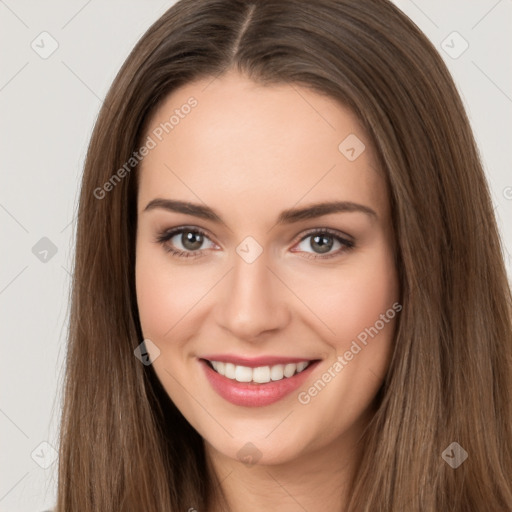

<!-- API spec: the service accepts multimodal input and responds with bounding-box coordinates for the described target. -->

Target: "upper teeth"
[209,361,310,383]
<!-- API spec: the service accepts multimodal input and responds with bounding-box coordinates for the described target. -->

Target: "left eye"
[294,231,353,257]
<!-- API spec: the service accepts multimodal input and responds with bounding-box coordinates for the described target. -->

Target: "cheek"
[135,245,211,342]
[294,242,399,425]
[331,262,398,348]
[292,240,399,352]
[135,258,176,341]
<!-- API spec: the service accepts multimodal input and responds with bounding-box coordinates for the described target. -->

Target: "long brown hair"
[57,0,512,510]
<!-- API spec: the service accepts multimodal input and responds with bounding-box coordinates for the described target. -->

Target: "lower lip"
[200,359,319,407]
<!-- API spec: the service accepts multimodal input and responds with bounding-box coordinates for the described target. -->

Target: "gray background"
[0,1,510,510]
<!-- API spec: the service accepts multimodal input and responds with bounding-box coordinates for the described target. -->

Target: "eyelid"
[155,225,217,244]
[294,227,354,245]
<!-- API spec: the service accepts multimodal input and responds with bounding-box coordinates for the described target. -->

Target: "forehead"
[137,70,388,223]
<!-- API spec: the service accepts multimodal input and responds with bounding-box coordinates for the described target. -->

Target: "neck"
[205,414,371,512]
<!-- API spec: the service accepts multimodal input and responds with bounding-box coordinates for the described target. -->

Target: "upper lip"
[200,354,317,367]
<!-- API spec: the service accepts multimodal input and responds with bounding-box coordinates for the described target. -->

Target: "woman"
[56,0,512,510]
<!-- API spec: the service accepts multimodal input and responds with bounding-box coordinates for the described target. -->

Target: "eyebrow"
[143,198,377,224]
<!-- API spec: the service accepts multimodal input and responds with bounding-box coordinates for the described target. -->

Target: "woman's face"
[135,70,399,466]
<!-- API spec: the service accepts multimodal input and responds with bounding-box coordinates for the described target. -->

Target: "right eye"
[156,227,218,258]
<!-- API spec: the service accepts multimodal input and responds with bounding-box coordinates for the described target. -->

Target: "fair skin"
[135,70,399,512]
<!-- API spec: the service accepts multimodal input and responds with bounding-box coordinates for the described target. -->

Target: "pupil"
[311,234,333,254]
[182,231,203,250]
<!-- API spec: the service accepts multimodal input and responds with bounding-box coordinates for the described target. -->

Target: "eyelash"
[155,226,355,260]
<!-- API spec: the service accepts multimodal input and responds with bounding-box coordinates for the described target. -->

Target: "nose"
[215,251,291,342]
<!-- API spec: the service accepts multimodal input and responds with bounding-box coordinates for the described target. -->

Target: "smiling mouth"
[202,359,316,384]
